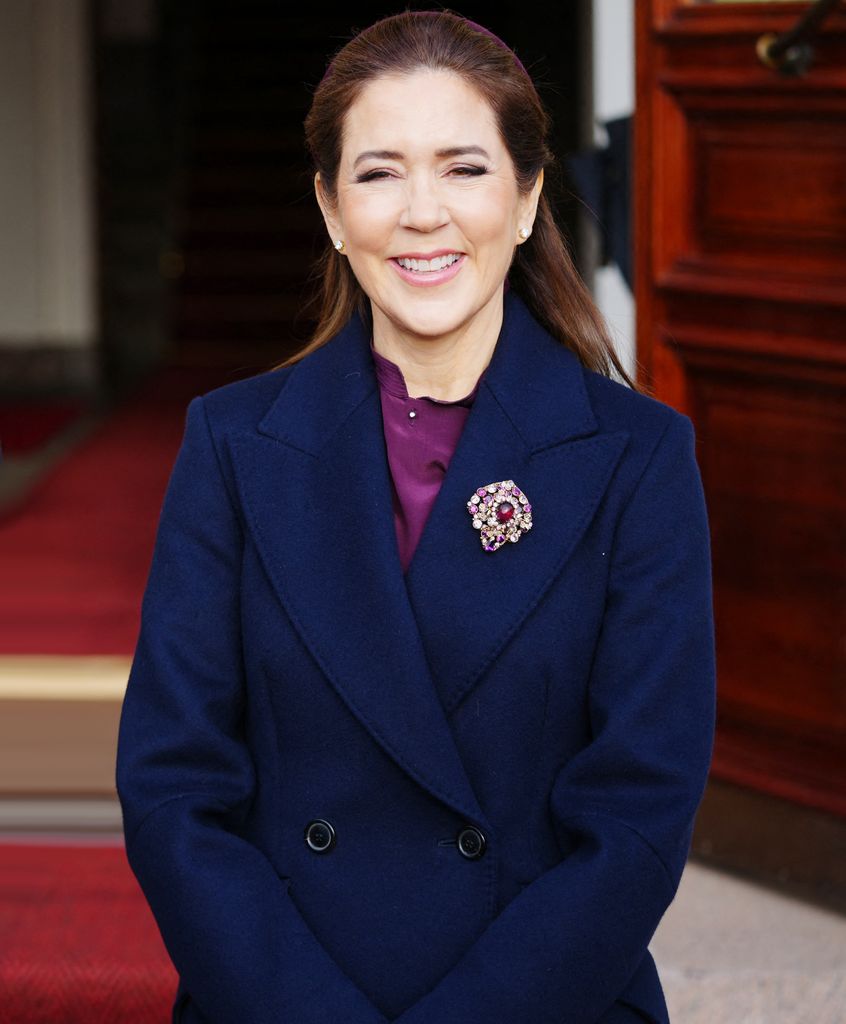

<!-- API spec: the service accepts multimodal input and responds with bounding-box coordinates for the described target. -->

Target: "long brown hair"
[272,8,640,391]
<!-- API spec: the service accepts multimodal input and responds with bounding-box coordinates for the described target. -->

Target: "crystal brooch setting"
[466,480,533,553]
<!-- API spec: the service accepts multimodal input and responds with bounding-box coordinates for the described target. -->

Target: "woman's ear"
[522,168,544,231]
[314,172,342,242]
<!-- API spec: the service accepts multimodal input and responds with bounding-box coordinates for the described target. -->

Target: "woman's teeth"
[396,254,462,272]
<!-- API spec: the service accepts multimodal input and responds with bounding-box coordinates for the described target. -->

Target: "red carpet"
[0,402,87,457]
[0,840,176,1023]
[0,364,241,655]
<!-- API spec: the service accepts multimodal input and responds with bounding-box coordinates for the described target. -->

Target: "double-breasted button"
[304,819,336,853]
[456,824,486,859]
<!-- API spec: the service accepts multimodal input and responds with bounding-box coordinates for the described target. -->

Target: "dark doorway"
[94,2,589,390]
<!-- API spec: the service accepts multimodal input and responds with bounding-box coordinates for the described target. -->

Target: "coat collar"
[230,290,629,827]
[256,289,599,456]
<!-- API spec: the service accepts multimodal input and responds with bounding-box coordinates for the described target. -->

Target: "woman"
[116,10,716,1024]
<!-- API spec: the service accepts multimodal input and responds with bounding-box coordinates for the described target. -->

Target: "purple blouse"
[370,341,485,574]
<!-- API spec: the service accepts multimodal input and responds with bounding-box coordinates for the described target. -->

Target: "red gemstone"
[496,501,515,522]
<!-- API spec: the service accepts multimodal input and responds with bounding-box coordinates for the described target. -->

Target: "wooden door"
[634,0,846,824]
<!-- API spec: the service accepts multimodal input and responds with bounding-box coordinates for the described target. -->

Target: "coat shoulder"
[195,365,294,434]
[582,365,694,449]
[578,366,699,501]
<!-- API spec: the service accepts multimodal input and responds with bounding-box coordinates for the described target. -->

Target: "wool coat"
[115,288,717,1024]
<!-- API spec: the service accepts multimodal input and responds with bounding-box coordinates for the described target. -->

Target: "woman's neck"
[370,293,503,402]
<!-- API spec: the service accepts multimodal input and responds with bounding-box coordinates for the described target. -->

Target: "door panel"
[635,0,846,817]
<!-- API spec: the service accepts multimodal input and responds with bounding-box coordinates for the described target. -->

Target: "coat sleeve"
[115,395,389,1024]
[393,411,717,1024]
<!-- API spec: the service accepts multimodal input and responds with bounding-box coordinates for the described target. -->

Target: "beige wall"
[0,0,97,349]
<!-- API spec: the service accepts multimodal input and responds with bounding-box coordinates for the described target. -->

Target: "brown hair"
[272,8,640,391]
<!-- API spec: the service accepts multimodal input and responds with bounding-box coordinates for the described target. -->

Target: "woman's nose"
[399,175,449,232]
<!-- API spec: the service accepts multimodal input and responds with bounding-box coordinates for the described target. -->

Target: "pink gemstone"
[512,487,521,495]
[477,488,487,497]
[524,503,532,512]
[496,501,515,523]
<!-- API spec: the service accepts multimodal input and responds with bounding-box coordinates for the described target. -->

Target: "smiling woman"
[116,10,716,1024]
[277,9,638,400]
[310,65,544,392]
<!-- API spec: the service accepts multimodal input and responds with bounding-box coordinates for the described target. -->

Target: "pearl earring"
[519,227,531,240]
[334,239,345,252]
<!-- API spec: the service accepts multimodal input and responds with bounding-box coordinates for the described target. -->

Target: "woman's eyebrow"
[353,145,492,168]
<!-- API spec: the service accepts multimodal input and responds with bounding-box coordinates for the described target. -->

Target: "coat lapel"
[229,290,629,825]
[404,292,630,714]
[230,312,488,826]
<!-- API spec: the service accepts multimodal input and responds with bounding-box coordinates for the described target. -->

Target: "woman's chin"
[376,293,485,342]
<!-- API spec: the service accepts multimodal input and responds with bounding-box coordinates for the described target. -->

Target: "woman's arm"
[393,411,717,1024]
[116,395,388,1024]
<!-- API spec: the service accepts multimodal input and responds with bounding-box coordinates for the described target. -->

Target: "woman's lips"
[390,254,465,287]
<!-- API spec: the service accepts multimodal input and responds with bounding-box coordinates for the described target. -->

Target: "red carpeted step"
[0,364,243,656]
[0,403,88,457]
[0,840,176,1023]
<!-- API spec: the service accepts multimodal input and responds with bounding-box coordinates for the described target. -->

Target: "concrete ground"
[650,860,846,1024]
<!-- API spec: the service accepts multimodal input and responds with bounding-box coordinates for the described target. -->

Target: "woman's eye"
[355,165,489,183]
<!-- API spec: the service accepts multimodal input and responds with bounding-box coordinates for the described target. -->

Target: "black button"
[456,824,486,859]
[304,819,336,853]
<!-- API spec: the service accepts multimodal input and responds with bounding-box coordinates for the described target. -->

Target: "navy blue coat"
[116,289,716,1024]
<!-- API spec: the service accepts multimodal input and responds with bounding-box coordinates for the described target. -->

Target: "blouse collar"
[370,341,482,407]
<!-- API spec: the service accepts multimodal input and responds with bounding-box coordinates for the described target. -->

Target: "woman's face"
[315,68,543,345]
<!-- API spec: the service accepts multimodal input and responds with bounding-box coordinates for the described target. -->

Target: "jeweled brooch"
[466,480,533,553]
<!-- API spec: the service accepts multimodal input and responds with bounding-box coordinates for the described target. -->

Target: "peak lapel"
[404,291,630,714]
[229,312,488,826]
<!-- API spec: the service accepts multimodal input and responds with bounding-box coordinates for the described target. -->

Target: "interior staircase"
[170,6,348,372]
